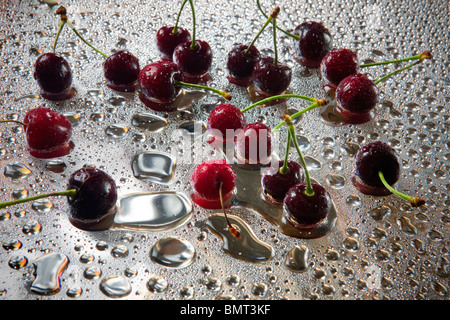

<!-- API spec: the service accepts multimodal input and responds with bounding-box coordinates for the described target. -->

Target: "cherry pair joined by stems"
[0,107,73,159]
[138,59,231,112]
[0,167,118,231]
[33,7,76,101]
[353,141,425,207]
[54,6,140,92]
[256,0,332,69]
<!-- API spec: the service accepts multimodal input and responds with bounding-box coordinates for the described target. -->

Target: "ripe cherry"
[0,167,117,231]
[207,103,247,144]
[320,48,359,94]
[156,0,192,60]
[262,160,304,204]
[252,56,292,97]
[190,159,237,209]
[353,141,425,207]
[292,21,332,69]
[234,122,273,166]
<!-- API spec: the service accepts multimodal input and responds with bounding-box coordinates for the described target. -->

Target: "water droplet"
[32,199,53,214]
[83,265,102,280]
[31,252,69,295]
[397,216,417,235]
[131,152,176,184]
[8,255,28,270]
[105,124,129,139]
[4,162,32,181]
[131,113,168,133]
[147,276,168,293]
[66,286,83,298]
[206,213,274,262]
[343,236,359,251]
[22,220,41,234]
[99,276,132,298]
[285,245,309,272]
[326,173,346,189]
[368,205,391,221]
[341,142,360,157]
[150,236,196,268]
[177,121,206,140]
[108,96,126,107]
[251,282,268,297]
[180,286,194,299]
[111,245,129,258]
[2,239,22,251]
[45,160,67,173]
[304,156,322,170]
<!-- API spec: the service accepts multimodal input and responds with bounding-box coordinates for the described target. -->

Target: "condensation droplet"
[150,236,195,268]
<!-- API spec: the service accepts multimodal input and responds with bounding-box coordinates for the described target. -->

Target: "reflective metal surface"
[0,0,448,300]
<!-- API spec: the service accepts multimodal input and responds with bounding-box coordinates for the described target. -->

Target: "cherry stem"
[66,20,109,59]
[0,120,27,126]
[279,129,291,175]
[256,0,299,40]
[360,51,432,68]
[174,80,232,100]
[378,171,425,207]
[373,60,422,85]
[187,0,197,50]
[284,115,314,196]
[272,13,278,65]
[272,99,328,132]
[173,0,189,34]
[245,7,279,55]
[53,19,67,54]
[218,181,241,239]
[0,189,77,210]
[240,94,321,113]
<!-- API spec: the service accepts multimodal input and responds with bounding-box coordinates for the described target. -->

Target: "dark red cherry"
[156,26,192,60]
[67,167,117,231]
[226,44,261,86]
[23,107,73,159]
[103,50,140,92]
[320,48,359,86]
[284,183,332,229]
[34,53,75,100]
[234,122,273,165]
[252,56,292,96]
[190,159,237,209]
[261,160,304,204]
[335,73,378,123]
[292,21,332,69]
[353,141,400,196]
[207,103,247,144]
[173,40,213,83]
[138,60,184,104]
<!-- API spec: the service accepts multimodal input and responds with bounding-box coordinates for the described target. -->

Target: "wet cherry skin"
[261,160,304,204]
[292,21,332,69]
[190,159,237,209]
[226,44,261,86]
[320,48,359,86]
[34,53,75,100]
[156,26,192,60]
[138,60,184,104]
[23,107,73,159]
[173,40,213,82]
[207,103,247,144]
[67,167,118,231]
[103,50,140,92]
[284,183,332,229]
[353,141,400,196]
[335,73,379,123]
[234,122,273,166]
[252,56,292,96]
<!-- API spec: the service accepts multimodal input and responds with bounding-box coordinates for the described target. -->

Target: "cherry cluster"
[0,1,430,235]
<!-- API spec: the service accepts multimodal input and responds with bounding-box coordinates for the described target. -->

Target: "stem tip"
[270,7,280,18]
[420,51,432,60]
[410,197,426,207]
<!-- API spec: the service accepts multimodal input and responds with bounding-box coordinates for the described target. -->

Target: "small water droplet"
[326,173,346,189]
[45,160,67,173]
[99,276,131,298]
[147,276,168,293]
[131,113,168,133]
[105,124,129,139]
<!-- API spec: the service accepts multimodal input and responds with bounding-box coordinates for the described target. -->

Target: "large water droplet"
[4,162,32,181]
[150,236,196,268]
[99,276,132,298]
[31,252,69,295]
[285,245,309,272]
[131,113,168,133]
[131,152,176,184]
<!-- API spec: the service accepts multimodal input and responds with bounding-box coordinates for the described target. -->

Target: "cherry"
[281,114,334,229]
[138,60,231,112]
[156,0,191,60]
[262,160,304,204]
[252,56,292,96]
[172,0,213,83]
[320,48,359,88]
[226,44,261,87]
[292,21,332,69]
[0,167,117,231]
[353,141,425,206]
[234,122,273,166]
[34,53,76,101]
[190,159,237,209]
[207,103,247,144]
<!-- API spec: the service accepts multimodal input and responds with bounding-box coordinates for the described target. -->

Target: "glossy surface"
[252,56,292,96]
[103,50,140,92]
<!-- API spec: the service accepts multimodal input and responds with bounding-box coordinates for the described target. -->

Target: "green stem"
[373,60,421,85]
[241,94,318,113]
[66,20,109,59]
[173,0,189,34]
[188,0,197,50]
[279,129,291,175]
[272,101,321,132]
[52,19,67,53]
[174,80,232,100]
[360,51,432,68]
[256,0,299,39]
[285,117,313,196]
[245,7,278,55]
[378,171,425,207]
[272,15,278,65]
[0,189,77,210]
